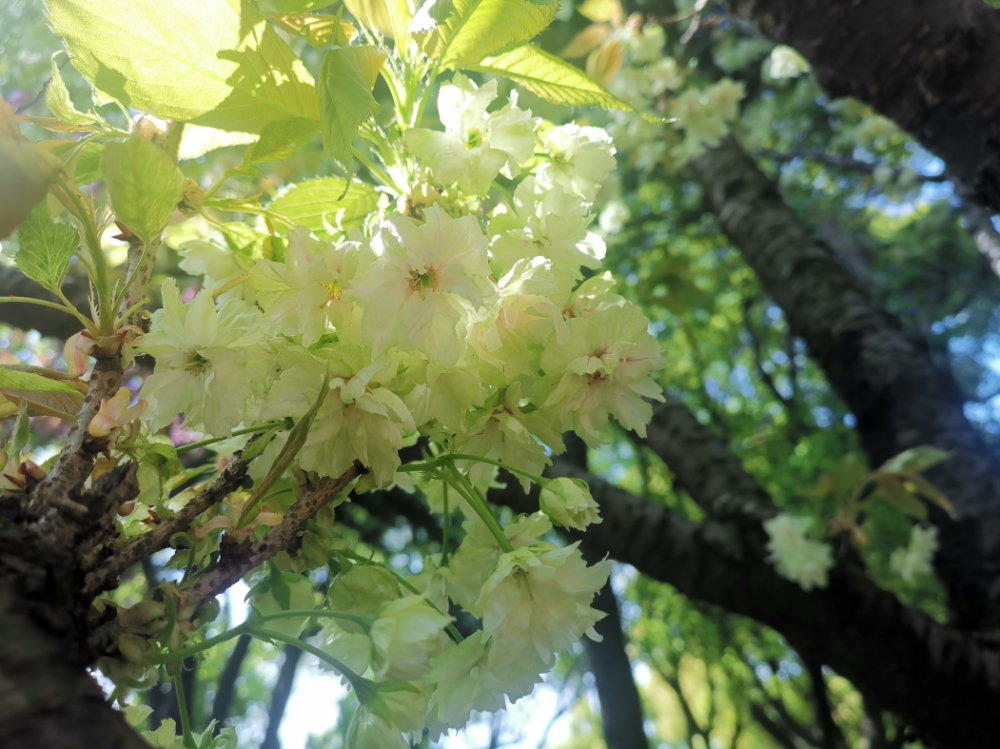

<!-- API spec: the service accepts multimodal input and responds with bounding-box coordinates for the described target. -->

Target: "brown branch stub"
[26,351,125,527]
[181,465,359,608]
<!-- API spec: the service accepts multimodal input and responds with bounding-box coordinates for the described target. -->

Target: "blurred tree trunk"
[690,136,1000,630]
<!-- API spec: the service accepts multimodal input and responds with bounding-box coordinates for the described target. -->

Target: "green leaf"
[269,177,379,234]
[343,0,412,40]
[318,46,386,173]
[46,0,319,133]
[15,201,79,292]
[271,0,330,11]
[0,367,83,396]
[878,446,951,476]
[101,137,184,243]
[873,477,927,521]
[46,56,101,127]
[9,398,29,460]
[244,117,319,164]
[270,12,358,47]
[423,0,559,71]
[473,45,651,118]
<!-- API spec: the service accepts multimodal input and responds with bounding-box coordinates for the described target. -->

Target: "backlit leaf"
[46,0,319,133]
[318,46,386,173]
[423,0,559,71]
[472,44,636,114]
[269,177,379,234]
[15,201,79,292]
[101,137,184,243]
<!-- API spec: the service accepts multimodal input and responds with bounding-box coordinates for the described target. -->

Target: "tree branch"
[721,0,1000,214]
[83,434,266,599]
[804,660,847,749]
[690,136,1000,628]
[182,466,359,608]
[487,455,1000,749]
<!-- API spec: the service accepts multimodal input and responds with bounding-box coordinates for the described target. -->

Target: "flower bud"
[539,477,601,530]
[178,178,205,215]
[345,705,408,749]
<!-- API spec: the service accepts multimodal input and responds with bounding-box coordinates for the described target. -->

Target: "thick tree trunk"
[690,137,1000,629]
[721,0,1000,215]
[0,497,147,749]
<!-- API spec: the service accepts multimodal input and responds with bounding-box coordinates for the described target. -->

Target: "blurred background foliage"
[4,0,995,745]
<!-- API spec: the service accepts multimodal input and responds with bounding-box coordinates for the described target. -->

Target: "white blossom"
[890,526,938,584]
[763,514,833,591]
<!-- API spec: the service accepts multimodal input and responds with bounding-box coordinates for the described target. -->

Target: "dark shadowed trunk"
[719,0,1000,215]
[585,580,650,749]
[210,634,251,734]
[690,137,1000,629]
[261,645,303,749]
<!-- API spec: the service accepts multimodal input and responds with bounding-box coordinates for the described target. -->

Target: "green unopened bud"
[118,632,148,664]
[539,477,602,531]
[178,178,205,214]
[118,600,166,630]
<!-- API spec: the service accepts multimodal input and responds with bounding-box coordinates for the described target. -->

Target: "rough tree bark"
[719,0,1000,215]
[485,395,1000,749]
[690,137,1000,629]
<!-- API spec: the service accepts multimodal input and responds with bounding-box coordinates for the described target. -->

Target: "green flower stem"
[54,176,111,334]
[440,482,450,566]
[398,453,547,487]
[176,421,287,454]
[352,146,397,193]
[172,672,197,749]
[0,296,95,333]
[157,610,372,665]
[448,465,515,554]
[247,626,372,698]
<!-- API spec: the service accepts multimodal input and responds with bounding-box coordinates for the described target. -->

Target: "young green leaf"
[15,201,79,292]
[45,56,102,128]
[423,0,559,71]
[0,367,83,396]
[343,0,412,40]
[318,46,386,174]
[101,137,184,243]
[878,446,951,476]
[271,12,359,47]
[471,44,642,116]
[45,0,319,133]
[244,118,320,164]
[269,177,380,234]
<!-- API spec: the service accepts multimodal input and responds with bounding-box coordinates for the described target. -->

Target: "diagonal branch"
[83,434,267,598]
[181,466,359,608]
[690,136,1000,628]
[487,459,1000,749]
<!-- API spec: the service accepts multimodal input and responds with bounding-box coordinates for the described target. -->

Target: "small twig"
[181,465,360,608]
[680,0,710,45]
[83,433,267,597]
